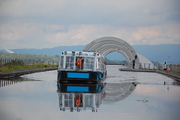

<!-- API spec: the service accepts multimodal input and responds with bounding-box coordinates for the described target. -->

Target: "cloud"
[130,22,180,45]
[1,0,179,25]
[0,21,180,49]
[0,0,180,49]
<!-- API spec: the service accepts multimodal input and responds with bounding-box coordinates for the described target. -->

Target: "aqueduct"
[83,36,154,69]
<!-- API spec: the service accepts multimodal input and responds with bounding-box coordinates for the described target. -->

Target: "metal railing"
[168,64,180,71]
[126,62,180,71]
[0,59,59,66]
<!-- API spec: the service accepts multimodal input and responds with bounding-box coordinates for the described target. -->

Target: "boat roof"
[61,51,103,57]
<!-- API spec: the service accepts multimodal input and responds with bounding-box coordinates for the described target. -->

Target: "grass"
[171,69,180,73]
[0,64,58,72]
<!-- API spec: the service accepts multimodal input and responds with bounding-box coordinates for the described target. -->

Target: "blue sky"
[0,0,180,49]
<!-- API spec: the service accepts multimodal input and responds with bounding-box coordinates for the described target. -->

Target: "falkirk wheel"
[83,36,154,69]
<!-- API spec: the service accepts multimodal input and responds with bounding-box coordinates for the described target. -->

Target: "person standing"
[132,59,135,69]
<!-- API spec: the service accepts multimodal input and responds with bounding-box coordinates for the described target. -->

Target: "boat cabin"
[57,51,107,83]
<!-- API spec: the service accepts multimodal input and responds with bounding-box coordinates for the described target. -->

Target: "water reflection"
[0,78,40,88]
[172,81,180,86]
[57,82,138,112]
[0,80,17,87]
[103,82,137,103]
[1,66,180,120]
[0,79,26,88]
[57,82,106,112]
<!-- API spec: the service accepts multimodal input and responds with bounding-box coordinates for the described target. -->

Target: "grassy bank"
[0,64,58,72]
[171,69,180,73]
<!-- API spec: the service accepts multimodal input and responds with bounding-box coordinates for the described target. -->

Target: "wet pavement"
[0,65,180,120]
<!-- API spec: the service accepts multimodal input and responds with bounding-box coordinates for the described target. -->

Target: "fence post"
[0,59,58,66]
[0,59,1,66]
[144,63,145,69]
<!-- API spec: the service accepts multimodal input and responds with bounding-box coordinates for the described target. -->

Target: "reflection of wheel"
[70,108,73,112]
[77,109,80,112]
[92,108,95,112]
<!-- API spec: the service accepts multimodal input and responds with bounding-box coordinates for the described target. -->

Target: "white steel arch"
[83,36,140,69]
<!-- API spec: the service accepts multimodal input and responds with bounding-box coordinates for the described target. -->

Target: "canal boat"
[57,51,107,83]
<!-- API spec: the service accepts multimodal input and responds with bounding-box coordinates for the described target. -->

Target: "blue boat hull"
[57,70,106,83]
[57,82,106,93]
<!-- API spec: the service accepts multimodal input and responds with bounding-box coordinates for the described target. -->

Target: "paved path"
[0,67,58,79]
[119,68,180,82]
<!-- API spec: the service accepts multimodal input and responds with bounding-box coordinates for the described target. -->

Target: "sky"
[0,0,180,49]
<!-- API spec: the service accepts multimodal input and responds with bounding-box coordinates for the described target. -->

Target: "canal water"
[0,65,180,120]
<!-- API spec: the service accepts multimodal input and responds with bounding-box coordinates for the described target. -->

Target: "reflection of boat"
[57,51,107,83]
[57,82,106,112]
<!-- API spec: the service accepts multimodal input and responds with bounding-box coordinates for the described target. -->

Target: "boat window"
[76,57,84,70]
[102,59,106,71]
[74,94,83,107]
[84,95,93,107]
[60,56,64,69]
[97,58,101,71]
[84,57,94,70]
[66,56,74,69]
[64,94,73,107]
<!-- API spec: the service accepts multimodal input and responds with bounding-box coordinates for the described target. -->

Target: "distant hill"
[133,44,180,63]
[0,45,85,56]
[11,45,85,56]
[0,44,179,63]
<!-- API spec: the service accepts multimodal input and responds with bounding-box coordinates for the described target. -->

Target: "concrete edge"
[119,68,180,82]
[0,67,58,79]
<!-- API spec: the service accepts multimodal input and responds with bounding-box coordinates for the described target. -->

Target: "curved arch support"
[96,45,133,61]
[83,37,142,69]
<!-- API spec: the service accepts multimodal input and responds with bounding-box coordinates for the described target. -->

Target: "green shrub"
[0,64,57,72]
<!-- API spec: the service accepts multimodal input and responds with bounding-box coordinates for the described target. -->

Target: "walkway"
[119,68,180,82]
